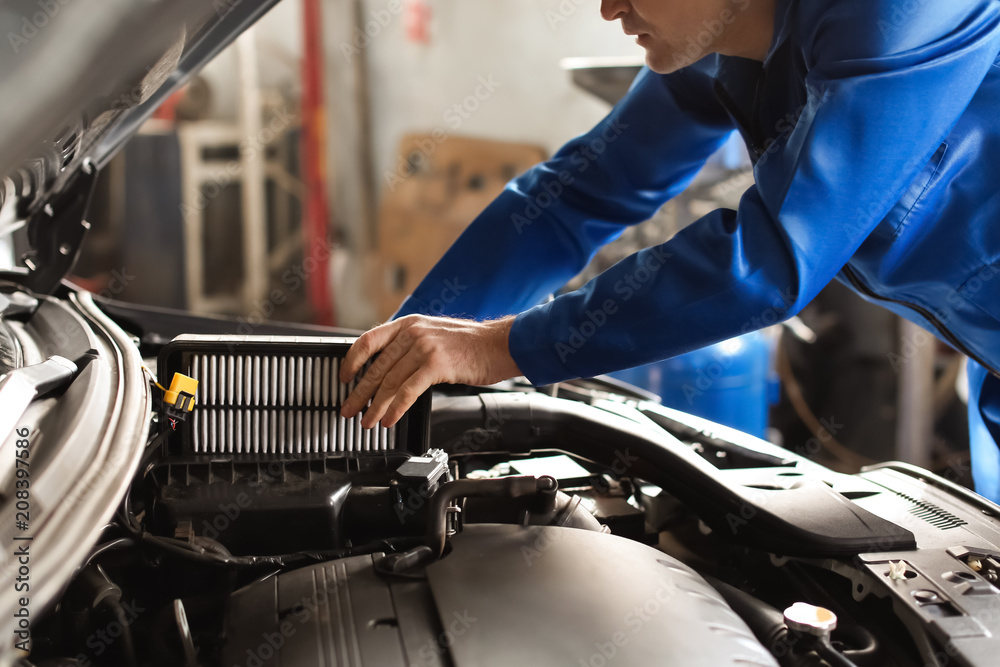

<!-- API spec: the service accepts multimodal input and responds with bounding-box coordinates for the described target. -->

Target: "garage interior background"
[41,0,972,488]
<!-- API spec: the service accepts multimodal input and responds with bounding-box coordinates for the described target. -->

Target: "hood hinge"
[21,160,98,295]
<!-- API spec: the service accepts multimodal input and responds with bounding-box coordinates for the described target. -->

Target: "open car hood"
[0,0,280,291]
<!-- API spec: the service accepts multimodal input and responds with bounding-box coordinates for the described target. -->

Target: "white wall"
[361,0,643,189]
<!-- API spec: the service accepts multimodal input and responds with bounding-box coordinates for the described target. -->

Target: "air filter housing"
[156,334,430,457]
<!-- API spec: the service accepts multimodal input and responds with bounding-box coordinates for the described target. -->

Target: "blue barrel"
[609,331,776,438]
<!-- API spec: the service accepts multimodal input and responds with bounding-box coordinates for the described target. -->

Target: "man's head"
[600,0,776,73]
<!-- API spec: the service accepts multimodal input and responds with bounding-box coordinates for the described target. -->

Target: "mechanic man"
[340,0,1000,502]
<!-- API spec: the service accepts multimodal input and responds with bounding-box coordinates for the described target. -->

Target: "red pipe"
[301,0,335,325]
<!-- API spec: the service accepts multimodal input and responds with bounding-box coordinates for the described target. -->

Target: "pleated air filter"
[157,335,430,456]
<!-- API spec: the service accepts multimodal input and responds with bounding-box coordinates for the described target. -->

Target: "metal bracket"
[21,161,98,295]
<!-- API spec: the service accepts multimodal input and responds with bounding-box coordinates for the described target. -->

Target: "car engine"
[5,291,1000,667]
[125,333,775,667]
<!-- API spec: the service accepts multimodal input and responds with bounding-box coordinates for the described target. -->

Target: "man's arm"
[337,62,736,428]
[393,63,736,320]
[332,64,733,426]
[343,0,1000,426]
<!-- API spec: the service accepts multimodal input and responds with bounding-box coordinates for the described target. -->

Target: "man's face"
[601,0,754,73]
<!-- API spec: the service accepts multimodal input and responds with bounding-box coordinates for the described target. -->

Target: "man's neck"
[719,0,778,62]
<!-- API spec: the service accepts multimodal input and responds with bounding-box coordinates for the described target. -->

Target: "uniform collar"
[763,0,795,67]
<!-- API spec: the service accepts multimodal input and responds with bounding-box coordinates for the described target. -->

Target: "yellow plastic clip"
[163,373,199,412]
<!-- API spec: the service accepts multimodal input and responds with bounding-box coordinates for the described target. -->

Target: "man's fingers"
[381,370,436,428]
[362,350,424,428]
[341,329,412,418]
[338,314,519,428]
[340,320,400,384]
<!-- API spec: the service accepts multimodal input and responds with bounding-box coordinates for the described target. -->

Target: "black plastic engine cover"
[221,524,777,666]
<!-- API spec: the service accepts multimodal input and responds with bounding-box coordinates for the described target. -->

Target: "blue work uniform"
[395,0,1000,501]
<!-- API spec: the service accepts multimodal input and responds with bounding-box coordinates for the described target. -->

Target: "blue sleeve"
[392,62,736,320]
[508,0,1000,385]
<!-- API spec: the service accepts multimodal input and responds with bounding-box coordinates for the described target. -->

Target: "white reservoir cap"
[784,602,838,637]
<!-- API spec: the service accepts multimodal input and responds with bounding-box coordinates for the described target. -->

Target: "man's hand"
[339,314,521,428]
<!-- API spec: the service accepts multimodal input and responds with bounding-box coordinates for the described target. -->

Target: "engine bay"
[7,313,1000,667]
[2,0,998,665]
